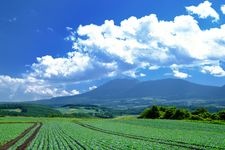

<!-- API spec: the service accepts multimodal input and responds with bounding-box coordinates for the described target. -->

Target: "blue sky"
[0,0,225,101]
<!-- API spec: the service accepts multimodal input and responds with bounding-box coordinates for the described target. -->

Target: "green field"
[0,117,225,149]
[0,123,32,146]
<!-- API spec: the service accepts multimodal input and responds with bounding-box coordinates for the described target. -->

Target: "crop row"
[29,121,189,150]
[28,122,86,150]
[84,119,225,148]
[0,123,32,146]
[3,118,225,149]
[74,120,225,150]
[0,122,42,150]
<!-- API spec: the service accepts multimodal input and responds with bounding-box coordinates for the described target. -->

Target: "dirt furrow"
[0,123,37,150]
[16,122,42,150]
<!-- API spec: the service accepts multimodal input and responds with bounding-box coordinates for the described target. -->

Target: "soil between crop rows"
[0,122,42,150]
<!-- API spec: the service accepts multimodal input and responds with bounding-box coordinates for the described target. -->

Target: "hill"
[0,103,61,117]
[33,78,225,110]
[57,104,114,118]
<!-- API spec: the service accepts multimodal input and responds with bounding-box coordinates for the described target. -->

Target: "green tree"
[146,106,160,119]
[172,109,190,120]
[218,110,225,120]
[211,113,219,120]
[192,108,208,115]
[139,106,160,119]
[163,108,176,119]
[192,108,211,119]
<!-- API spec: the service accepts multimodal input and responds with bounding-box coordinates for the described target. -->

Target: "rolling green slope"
[0,103,61,117]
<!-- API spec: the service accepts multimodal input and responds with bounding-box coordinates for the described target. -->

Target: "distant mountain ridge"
[33,78,225,108]
[123,79,222,99]
[84,79,139,99]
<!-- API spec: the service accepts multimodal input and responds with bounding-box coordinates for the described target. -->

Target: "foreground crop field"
[0,117,225,149]
[0,123,32,146]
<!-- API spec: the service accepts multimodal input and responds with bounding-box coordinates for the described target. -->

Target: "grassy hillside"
[56,104,145,118]
[57,104,113,118]
[0,103,61,117]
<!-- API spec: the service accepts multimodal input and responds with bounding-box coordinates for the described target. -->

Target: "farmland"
[0,117,225,149]
[0,123,32,146]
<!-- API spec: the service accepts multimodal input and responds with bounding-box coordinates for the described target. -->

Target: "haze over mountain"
[33,78,225,109]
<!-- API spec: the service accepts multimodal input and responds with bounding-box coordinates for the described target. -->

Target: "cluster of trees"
[139,106,225,121]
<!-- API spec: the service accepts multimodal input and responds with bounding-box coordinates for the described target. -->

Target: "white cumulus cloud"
[72,13,225,73]
[69,89,80,95]
[170,64,190,79]
[221,5,225,14]
[0,75,80,101]
[140,73,146,77]
[31,52,91,78]
[149,65,160,70]
[201,65,225,77]
[186,1,219,22]
[89,86,97,91]
[172,70,190,79]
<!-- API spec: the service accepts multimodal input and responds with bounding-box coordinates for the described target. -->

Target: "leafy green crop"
[29,120,184,150]
[0,123,31,146]
[1,117,225,149]
[85,119,225,148]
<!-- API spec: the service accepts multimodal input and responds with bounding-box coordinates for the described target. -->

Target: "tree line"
[139,105,225,121]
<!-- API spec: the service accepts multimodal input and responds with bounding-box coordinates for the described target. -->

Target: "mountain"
[84,79,139,99]
[123,79,222,99]
[33,78,225,109]
[32,79,139,106]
